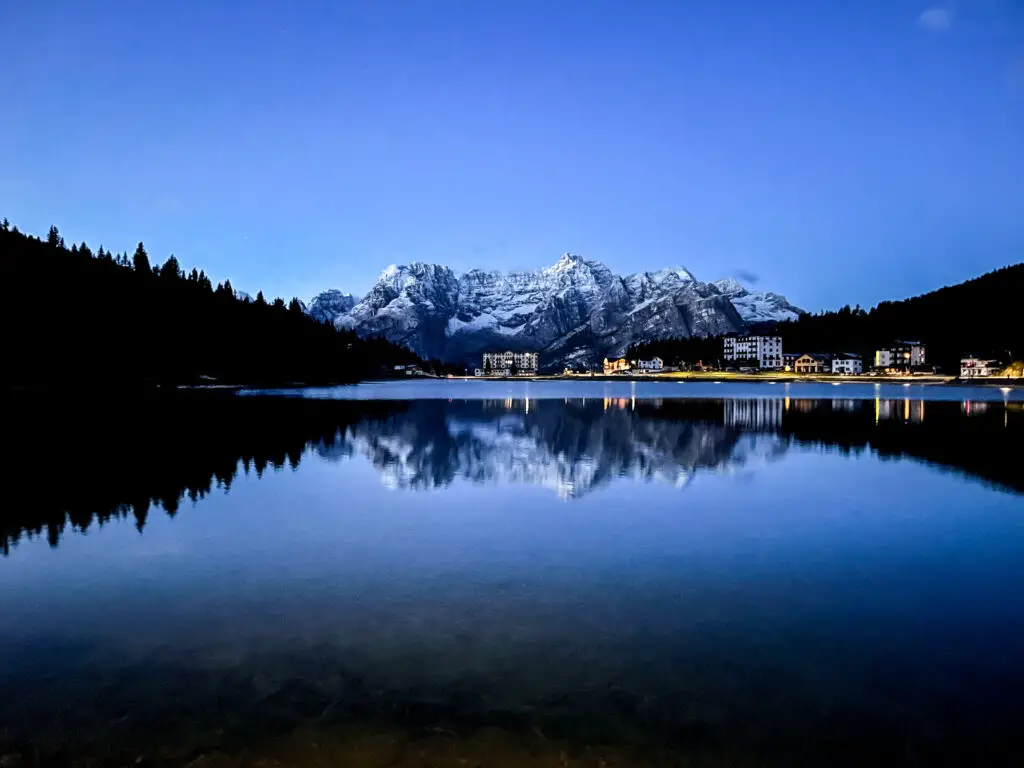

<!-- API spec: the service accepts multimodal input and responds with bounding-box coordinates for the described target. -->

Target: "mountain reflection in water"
[2,391,1024,767]
[4,393,1021,554]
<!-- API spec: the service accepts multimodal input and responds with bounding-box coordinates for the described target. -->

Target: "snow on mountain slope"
[327,254,744,367]
[307,289,358,324]
[711,278,804,324]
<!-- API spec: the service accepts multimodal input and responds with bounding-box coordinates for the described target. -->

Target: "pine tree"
[47,225,60,247]
[255,291,266,306]
[161,255,181,280]
[133,242,151,274]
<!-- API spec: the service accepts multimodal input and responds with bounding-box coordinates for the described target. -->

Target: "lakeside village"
[426,336,1020,381]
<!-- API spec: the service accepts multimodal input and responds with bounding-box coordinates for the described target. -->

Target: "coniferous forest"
[630,263,1024,371]
[1,219,421,388]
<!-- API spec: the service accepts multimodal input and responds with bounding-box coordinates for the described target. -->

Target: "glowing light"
[1001,387,1012,395]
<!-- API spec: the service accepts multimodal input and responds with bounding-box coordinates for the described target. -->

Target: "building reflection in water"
[724,398,783,429]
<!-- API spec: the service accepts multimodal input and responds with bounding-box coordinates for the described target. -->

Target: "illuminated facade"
[831,355,863,375]
[874,341,926,370]
[634,357,664,371]
[794,353,829,374]
[723,335,783,369]
[480,351,539,376]
[960,357,1001,378]
[603,358,630,374]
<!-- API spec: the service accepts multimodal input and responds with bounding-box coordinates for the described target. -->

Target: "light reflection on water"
[1,389,1023,766]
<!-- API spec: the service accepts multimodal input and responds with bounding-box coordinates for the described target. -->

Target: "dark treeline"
[776,399,1023,492]
[2,391,408,555]
[628,335,726,368]
[1,218,421,387]
[630,264,1024,370]
[4,393,1020,554]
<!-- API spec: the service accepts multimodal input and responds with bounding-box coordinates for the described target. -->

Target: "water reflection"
[3,392,1024,766]
[5,393,1021,554]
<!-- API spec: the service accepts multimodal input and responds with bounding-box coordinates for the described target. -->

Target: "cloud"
[918,6,952,31]
[735,270,760,285]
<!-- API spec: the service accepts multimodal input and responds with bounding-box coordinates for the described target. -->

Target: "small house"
[794,353,830,374]
[960,357,1002,378]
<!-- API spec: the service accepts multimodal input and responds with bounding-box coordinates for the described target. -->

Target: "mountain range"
[307,254,803,367]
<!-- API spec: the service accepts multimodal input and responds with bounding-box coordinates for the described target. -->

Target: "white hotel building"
[723,335,784,369]
[480,351,539,375]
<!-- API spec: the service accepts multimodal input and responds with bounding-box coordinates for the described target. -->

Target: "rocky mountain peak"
[712,277,804,324]
[324,254,745,367]
[307,289,358,324]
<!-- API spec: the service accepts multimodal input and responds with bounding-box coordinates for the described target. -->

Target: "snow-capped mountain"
[322,254,743,367]
[711,278,804,324]
[307,289,358,324]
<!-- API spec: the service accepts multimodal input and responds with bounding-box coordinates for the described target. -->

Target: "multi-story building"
[481,351,539,375]
[831,355,863,375]
[874,341,926,370]
[603,357,630,375]
[960,357,1002,378]
[723,335,783,369]
[634,357,664,372]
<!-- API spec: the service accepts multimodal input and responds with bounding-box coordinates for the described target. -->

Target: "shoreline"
[450,373,1021,387]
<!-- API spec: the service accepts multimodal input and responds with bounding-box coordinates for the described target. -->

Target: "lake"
[2,381,1023,766]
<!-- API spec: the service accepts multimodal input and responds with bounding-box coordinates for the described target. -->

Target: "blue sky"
[1,0,1021,310]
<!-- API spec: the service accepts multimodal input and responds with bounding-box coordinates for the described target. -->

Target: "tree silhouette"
[161,255,181,280]
[133,242,152,274]
[1,216,421,389]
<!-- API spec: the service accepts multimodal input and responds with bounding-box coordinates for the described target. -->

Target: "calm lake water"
[3,382,1023,766]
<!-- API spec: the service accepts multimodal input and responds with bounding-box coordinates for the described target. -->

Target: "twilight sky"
[1,0,1021,311]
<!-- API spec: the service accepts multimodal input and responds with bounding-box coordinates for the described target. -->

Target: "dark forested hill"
[1,219,420,388]
[630,264,1024,371]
